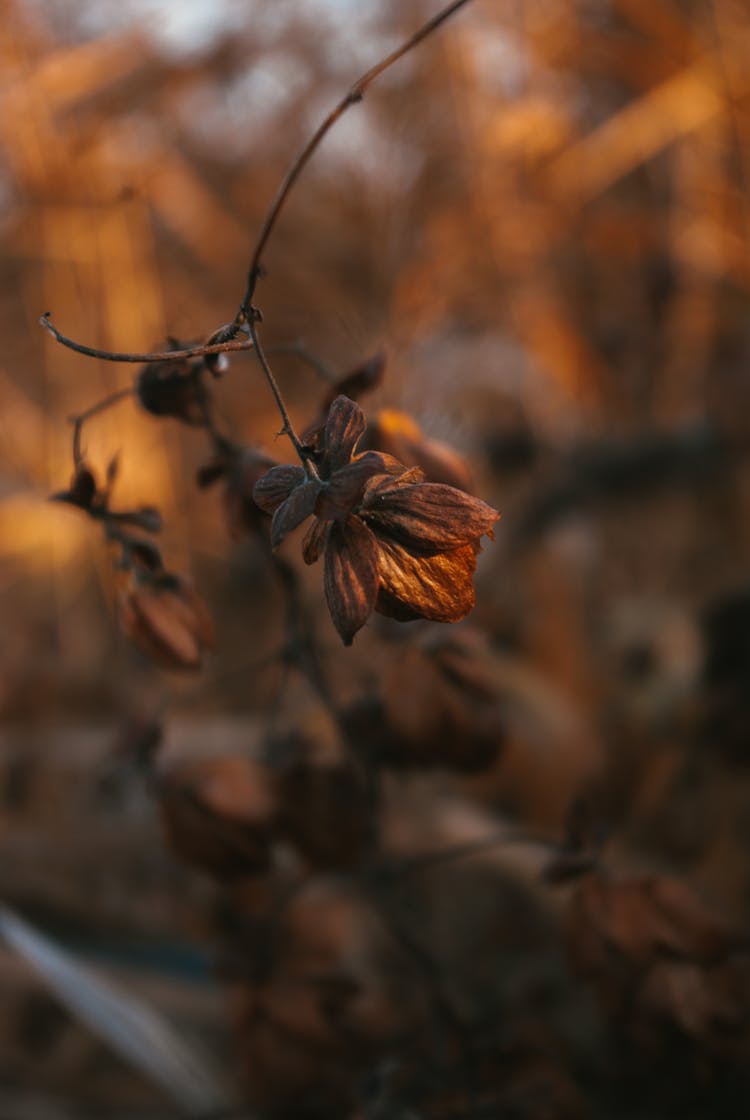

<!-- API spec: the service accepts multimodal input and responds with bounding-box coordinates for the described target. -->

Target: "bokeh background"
[3,0,750,1116]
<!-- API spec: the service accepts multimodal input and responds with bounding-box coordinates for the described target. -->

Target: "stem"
[248,318,317,473]
[70,387,134,466]
[41,314,254,365]
[233,0,475,322]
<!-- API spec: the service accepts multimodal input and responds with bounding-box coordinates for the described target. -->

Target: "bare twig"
[248,318,317,472]
[41,0,475,463]
[233,0,475,324]
[40,313,255,364]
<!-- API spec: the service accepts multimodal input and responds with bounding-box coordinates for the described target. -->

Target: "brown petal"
[364,483,499,552]
[253,464,306,513]
[322,395,367,473]
[315,452,401,522]
[302,519,330,565]
[270,479,321,548]
[323,517,379,645]
[362,464,426,501]
[375,538,479,623]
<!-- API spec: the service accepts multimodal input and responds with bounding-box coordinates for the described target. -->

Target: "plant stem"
[232,0,475,325]
[248,318,318,473]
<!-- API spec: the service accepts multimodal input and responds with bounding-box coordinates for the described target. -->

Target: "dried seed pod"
[116,572,215,671]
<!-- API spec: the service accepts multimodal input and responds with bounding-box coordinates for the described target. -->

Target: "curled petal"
[375,538,479,623]
[324,517,379,645]
[363,483,499,553]
[270,479,321,548]
[302,519,330,565]
[322,395,367,473]
[253,464,306,513]
[315,452,403,522]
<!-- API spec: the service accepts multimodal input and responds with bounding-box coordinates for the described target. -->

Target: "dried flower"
[254,395,499,644]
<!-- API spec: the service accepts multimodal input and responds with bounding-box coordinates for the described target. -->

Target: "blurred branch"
[0,903,232,1117]
[232,0,476,324]
[69,387,134,467]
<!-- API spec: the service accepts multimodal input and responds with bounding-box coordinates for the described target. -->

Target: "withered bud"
[136,339,213,426]
[158,755,279,879]
[50,463,100,512]
[378,638,503,771]
[115,570,215,671]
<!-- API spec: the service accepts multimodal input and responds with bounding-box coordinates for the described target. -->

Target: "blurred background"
[3,0,750,1115]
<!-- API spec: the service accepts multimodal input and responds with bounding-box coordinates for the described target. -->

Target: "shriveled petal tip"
[363,482,499,553]
[322,395,367,473]
[375,538,479,623]
[324,516,379,645]
[270,479,321,548]
[253,464,306,513]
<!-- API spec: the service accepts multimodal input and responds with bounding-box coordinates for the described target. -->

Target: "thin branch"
[248,318,317,472]
[41,314,255,365]
[233,0,475,322]
[40,0,475,454]
[69,387,134,466]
